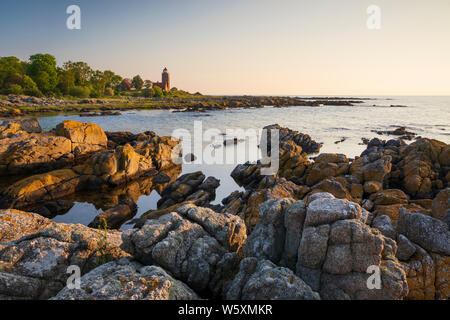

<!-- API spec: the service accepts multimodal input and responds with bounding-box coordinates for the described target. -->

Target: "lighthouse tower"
[162,67,170,91]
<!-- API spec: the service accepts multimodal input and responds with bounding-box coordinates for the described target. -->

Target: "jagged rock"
[372,215,397,239]
[157,171,220,209]
[51,258,199,300]
[305,154,349,186]
[226,258,320,300]
[88,199,137,229]
[371,189,408,206]
[0,210,129,299]
[245,198,296,264]
[0,169,82,209]
[244,193,408,300]
[350,152,392,184]
[396,234,416,261]
[261,124,322,155]
[121,204,246,296]
[55,120,107,156]
[309,178,354,202]
[0,139,180,209]
[0,209,53,242]
[223,177,308,232]
[432,188,450,221]
[0,119,41,138]
[0,119,109,177]
[397,138,447,198]
[0,134,73,176]
[363,181,382,194]
[371,203,428,228]
[397,210,450,256]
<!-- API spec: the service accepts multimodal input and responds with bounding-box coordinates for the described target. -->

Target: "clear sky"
[1,0,449,95]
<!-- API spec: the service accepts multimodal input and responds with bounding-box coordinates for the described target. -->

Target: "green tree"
[102,70,122,88]
[153,86,163,97]
[22,75,42,96]
[69,86,90,98]
[132,75,144,90]
[27,54,58,94]
[144,80,152,89]
[90,70,107,96]
[7,84,22,95]
[56,69,75,95]
[104,87,114,96]
[63,61,92,86]
[142,88,154,97]
[0,56,27,92]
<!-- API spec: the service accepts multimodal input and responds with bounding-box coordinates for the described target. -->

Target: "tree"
[132,75,144,90]
[22,75,42,96]
[69,86,90,98]
[104,87,114,96]
[142,88,154,97]
[56,68,75,95]
[153,86,163,97]
[102,70,122,88]
[144,80,153,89]
[90,70,107,96]
[27,54,58,94]
[0,56,27,92]
[63,61,92,86]
[7,84,22,95]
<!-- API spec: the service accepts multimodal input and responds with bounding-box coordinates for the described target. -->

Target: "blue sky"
[1,0,449,95]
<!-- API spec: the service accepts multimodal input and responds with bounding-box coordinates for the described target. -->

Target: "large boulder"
[156,171,220,209]
[397,138,447,198]
[0,119,41,138]
[305,154,349,186]
[222,177,308,232]
[397,211,450,256]
[244,193,408,300]
[225,258,320,300]
[261,124,322,155]
[55,120,107,156]
[0,210,129,299]
[0,169,82,209]
[0,120,109,177]
[431,188,450,222]
[0,139,181,209]
[121,204,247,296]
[51,258,199,300]
[0,134,73,176]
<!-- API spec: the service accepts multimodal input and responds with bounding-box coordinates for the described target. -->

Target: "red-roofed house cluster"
[118,67,170,91]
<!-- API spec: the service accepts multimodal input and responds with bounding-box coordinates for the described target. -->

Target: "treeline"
[0,54,125,98]
[0,54,186,99]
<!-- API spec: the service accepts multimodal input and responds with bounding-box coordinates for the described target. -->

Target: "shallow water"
[17,96,450,229]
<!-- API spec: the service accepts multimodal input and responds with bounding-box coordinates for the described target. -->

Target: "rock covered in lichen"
[51,258,199,300]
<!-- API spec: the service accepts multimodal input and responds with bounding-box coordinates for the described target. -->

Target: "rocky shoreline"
[0,94,367,118]
[0,119,448,300]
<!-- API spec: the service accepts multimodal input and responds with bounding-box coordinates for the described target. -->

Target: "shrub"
[153,86,163,97]
[24,88,43,97]
[7,84,23,95]
[104,87,114,96]
[89,90,101,98]
[142,88,154,97]
[69,86,90,98]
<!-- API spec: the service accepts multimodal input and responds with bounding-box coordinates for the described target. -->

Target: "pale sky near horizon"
[1,0,449,95]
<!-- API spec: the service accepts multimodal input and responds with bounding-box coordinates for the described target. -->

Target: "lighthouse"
[162,67,170,91]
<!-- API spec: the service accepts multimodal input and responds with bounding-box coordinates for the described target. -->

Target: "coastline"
[0,117,448,300]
